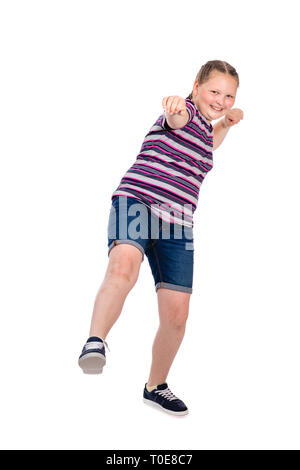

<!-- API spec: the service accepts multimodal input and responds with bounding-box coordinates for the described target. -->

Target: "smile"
[210,105,223,111]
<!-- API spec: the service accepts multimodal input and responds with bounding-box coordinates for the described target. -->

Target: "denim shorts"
[107,196,194,293]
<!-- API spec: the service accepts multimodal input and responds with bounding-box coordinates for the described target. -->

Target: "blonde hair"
[186,60,239,100]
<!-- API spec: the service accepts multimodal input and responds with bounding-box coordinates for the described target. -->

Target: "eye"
[227,95,234,98]
[211,90,217,94]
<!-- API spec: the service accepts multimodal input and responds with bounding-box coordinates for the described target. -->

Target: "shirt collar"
[187,98,213,132]
[197,110,213,130]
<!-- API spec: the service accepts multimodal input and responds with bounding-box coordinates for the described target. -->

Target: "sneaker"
[78,336,110,374]
[143,382,188,416]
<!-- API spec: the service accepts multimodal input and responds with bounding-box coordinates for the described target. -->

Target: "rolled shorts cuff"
[108,239,145,262]
[155,281,193,294]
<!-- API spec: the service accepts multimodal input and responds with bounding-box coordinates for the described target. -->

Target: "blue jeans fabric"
[107,196,194,293]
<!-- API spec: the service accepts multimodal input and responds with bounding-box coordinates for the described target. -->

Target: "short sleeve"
[185,98,196,123]
[160,98,196,130]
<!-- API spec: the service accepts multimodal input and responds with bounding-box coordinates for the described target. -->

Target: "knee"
[106,259,139,287]
[161,307,189,329]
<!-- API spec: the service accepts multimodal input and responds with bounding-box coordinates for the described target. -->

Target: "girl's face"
[192,72,238,122]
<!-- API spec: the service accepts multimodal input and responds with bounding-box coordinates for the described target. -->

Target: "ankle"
[88,334,106,342]
[146,383,158,392]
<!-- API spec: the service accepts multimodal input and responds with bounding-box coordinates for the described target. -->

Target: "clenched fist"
[162,96,187,116]
[224,108,244,127]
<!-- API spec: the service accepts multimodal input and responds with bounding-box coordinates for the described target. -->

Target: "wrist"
[221,117,229,129]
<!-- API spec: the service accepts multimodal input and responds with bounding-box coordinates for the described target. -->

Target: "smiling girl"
[78,60,243,417]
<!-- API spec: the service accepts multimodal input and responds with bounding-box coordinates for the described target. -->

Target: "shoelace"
[84,340,110,352]
[155,387,178,401]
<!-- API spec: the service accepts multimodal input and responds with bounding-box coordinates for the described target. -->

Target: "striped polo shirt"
[111,98,214,228]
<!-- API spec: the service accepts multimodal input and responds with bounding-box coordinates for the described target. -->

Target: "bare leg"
[88,244,143,340]
[147,289,191,387]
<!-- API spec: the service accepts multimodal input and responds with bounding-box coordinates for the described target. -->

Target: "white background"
[0,0,299,450]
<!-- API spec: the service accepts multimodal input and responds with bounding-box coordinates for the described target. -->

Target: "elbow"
[213,140,221,151]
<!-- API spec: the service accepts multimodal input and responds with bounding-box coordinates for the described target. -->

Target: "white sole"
[78,352,106,374]
[143,398,189,416]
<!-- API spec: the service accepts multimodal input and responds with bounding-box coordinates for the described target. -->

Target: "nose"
[216,99,225,108]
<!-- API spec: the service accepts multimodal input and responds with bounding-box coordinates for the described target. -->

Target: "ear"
[192,80,199,96]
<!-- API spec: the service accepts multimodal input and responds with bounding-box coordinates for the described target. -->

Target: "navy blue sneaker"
[143,382,188,416]
[78,336,110,374]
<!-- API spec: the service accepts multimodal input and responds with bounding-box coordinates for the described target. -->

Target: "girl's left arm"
[213,108,244,151]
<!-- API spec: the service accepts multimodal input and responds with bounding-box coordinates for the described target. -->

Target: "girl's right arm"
[162,96,189,130]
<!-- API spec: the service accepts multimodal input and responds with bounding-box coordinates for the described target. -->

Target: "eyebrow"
[211,88,235,96]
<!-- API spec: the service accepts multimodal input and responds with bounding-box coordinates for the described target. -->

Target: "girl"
[78,60,243,416]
